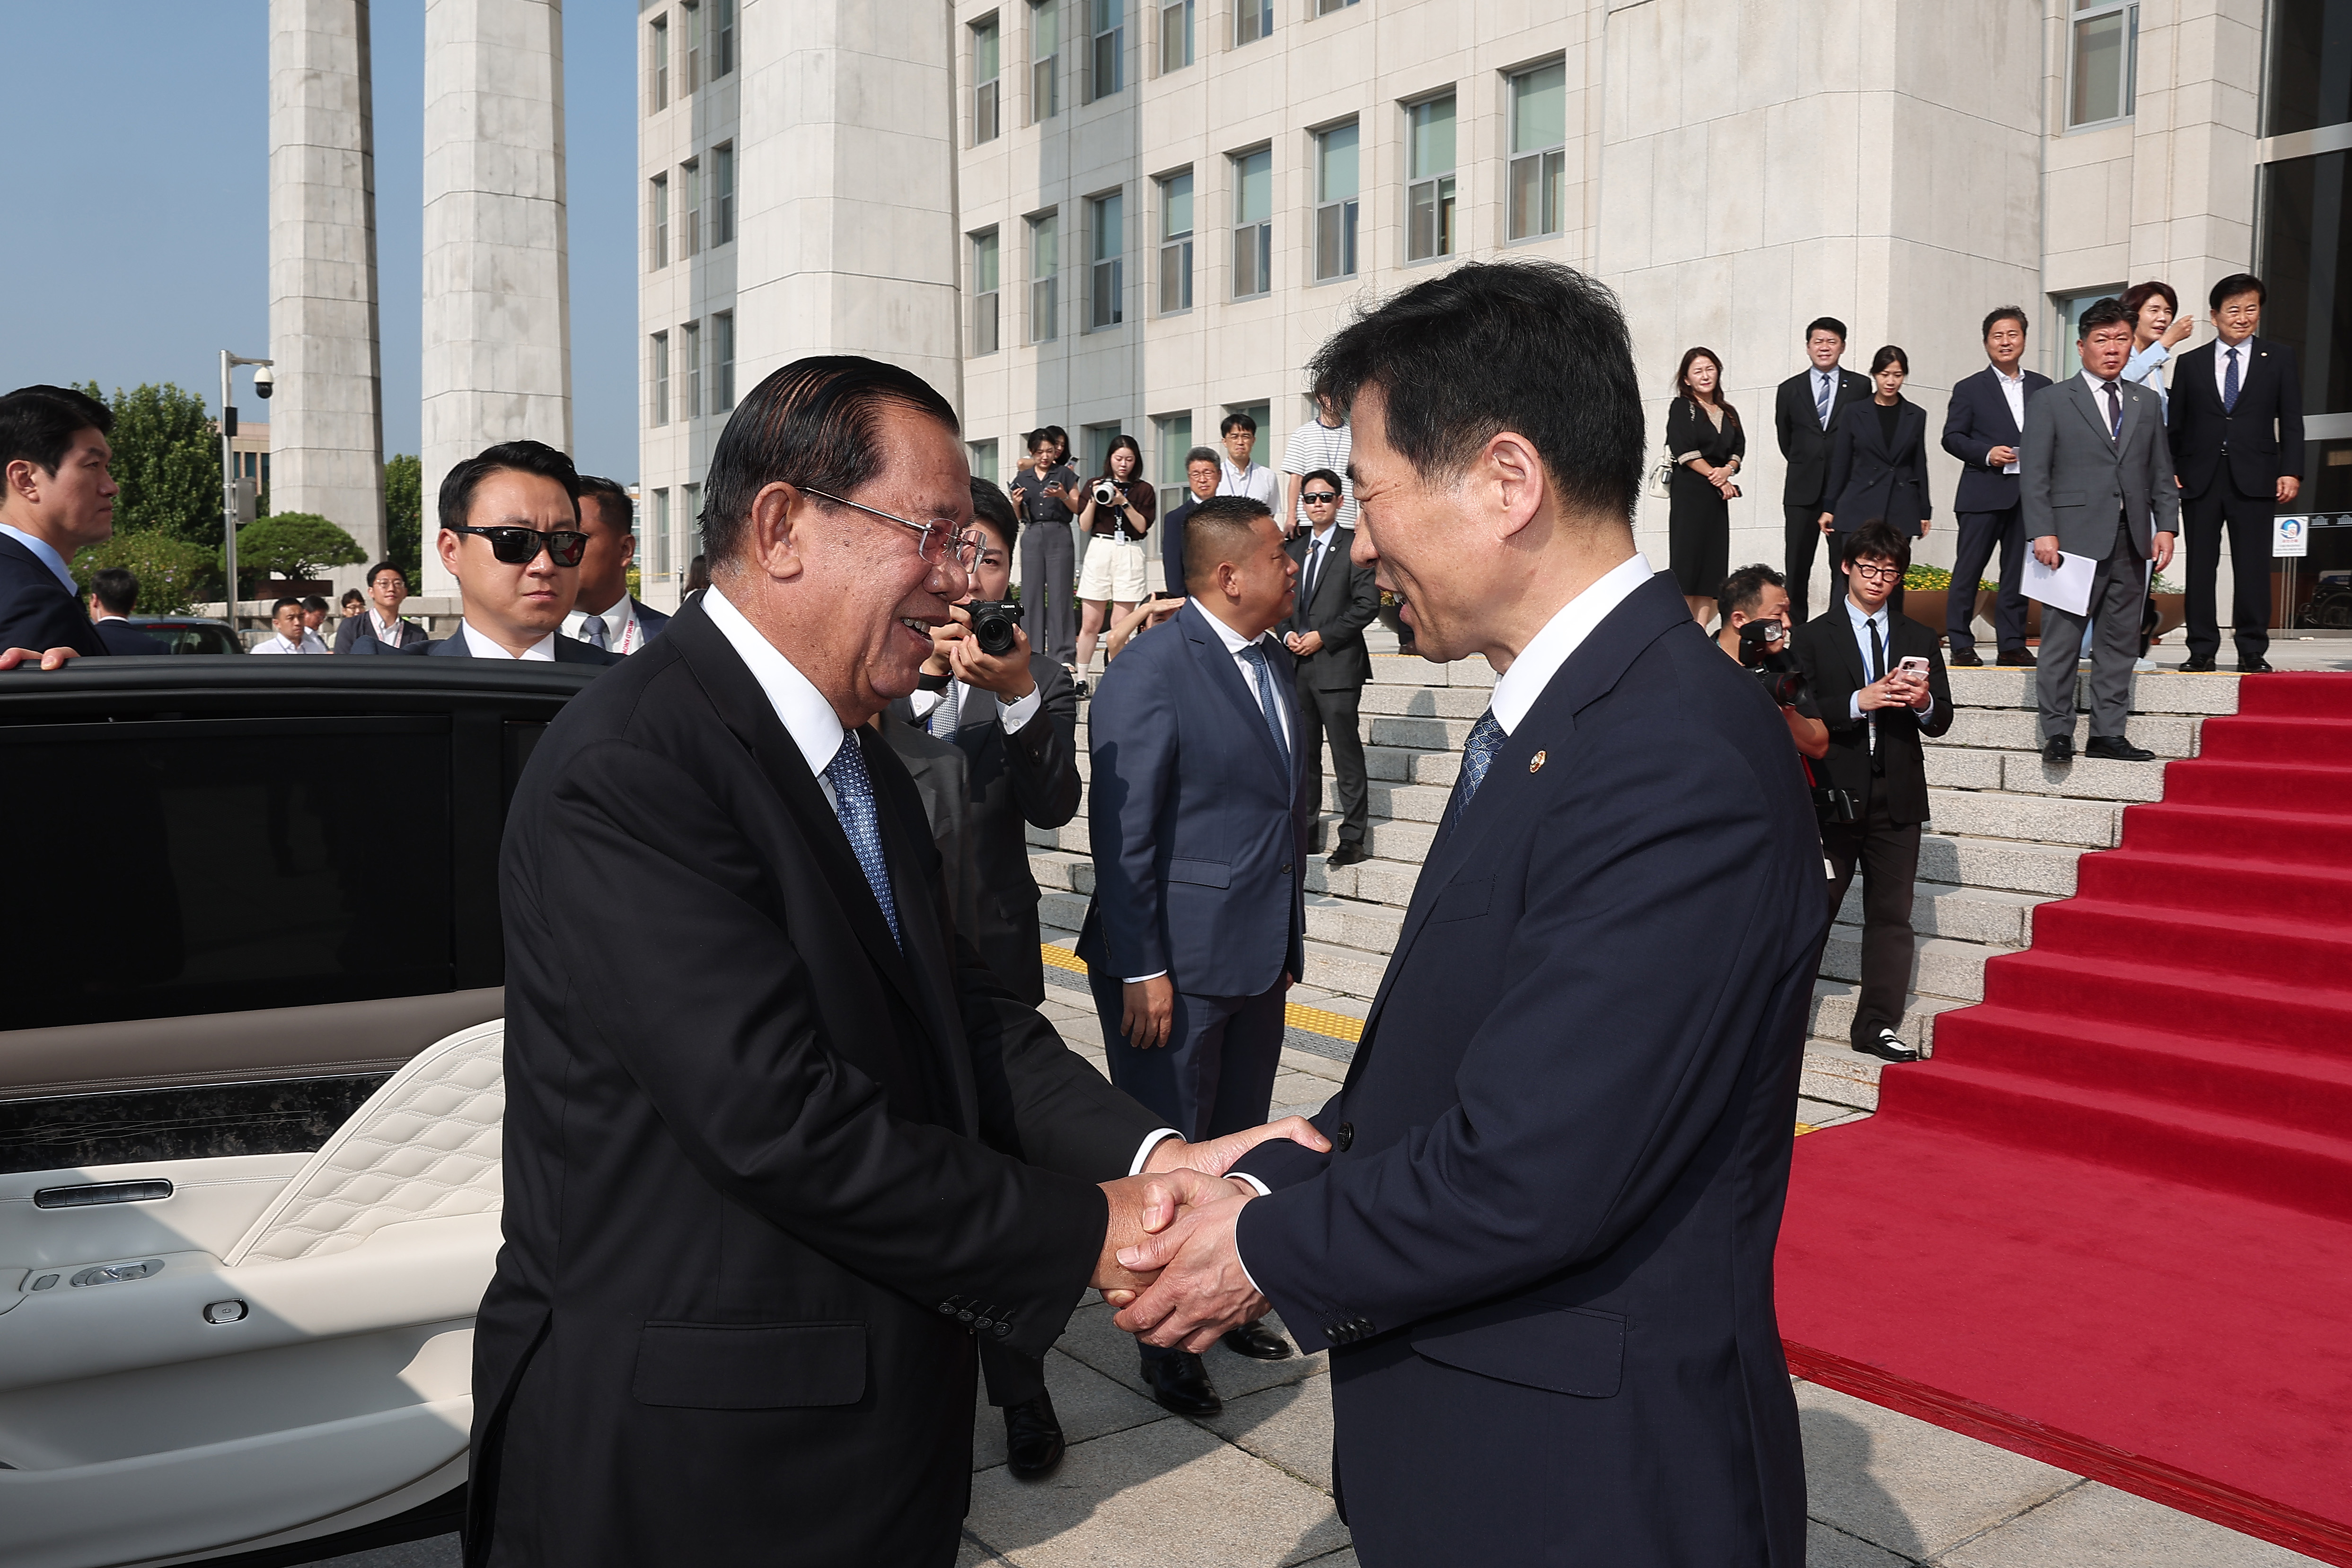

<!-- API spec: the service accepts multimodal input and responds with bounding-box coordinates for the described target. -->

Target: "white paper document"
[2022,550,2096,617]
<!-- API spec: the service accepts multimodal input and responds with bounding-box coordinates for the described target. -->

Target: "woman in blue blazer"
[1819,344,1931,614]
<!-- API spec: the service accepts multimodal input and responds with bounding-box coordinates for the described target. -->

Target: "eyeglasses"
[1850,562,1902,583]
[445,521,589,568]
[802,486,980,573]
[1302,492,1339,505]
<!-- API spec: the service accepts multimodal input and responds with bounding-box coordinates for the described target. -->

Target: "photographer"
[1715,564,1828,760]
[1071,434,1156,677]
[1009,429,1082,673]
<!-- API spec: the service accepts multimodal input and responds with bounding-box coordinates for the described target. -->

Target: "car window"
[136,623,244,654]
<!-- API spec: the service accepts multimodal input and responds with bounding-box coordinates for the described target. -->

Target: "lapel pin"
[1529,750,1547,773]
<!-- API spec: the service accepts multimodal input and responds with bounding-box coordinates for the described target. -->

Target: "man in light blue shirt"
[0,384,116,660]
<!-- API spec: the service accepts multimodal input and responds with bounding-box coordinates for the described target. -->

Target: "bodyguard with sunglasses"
[414,440,616,664]
[1282,469,1379,867]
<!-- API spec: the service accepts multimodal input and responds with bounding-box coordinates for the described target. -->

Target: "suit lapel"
[2064,378,2113,445]
[1181,603,1291,787]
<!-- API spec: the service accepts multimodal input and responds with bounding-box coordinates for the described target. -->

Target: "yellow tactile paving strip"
[1041,944,1366,1045]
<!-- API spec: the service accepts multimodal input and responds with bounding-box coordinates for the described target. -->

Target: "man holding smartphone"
[1791,521,1953,1064]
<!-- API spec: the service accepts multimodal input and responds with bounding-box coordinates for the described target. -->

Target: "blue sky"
[2,1,639,481]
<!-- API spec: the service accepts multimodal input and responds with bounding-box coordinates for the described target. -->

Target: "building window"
[682,320,702,419]
[1159,0,1192,72]
[969,439,1000,486]
[1236,0,1272,46]
[714,144,735,244]
[2258,150,2350,416]
[1091,0,1124,100]
[1232,147,1272,299]
[650,16,669,112]
[974,16,1003,143]
[1313,122,1360,282]
[1407,94,1457,262]
[1316,0,1358,11]
[713,310,735,412]
[681,159,702,257]
[714,0,735,77]
[1031,0,1059,123]
[651,332,670,426]
[1153,412,1193,487]
[972,229,1002,354]
[2069,2,2139,127]
[1158,169,1193,312]
[682,0,703,94]
[1030,211,1059,342]
[1507,60,1568,242]
[651,175,669,268]
[1083,423,1125,478]
[651,488,671,576]
[1090,191,1124,329]
[2263,0,2352,138]
[682,482,703,559]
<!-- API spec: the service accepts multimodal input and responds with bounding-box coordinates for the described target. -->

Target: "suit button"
[1281,862,1293,874]
[1335,1122,1354,1151]
[994,1322,1012,1338]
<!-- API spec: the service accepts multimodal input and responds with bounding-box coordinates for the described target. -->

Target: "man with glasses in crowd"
[419,440,616,664]
[336,561,431,652]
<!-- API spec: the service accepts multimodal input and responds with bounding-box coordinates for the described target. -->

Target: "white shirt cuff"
[909,687,942,719]
[1849,692,1867,721]
[1230,1172,1271,1198]
[1123,970,1168,984]
[998,683,1043,734]
[1130,1129,1184,1176]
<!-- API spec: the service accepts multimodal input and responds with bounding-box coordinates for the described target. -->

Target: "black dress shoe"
[1001,1391,1066,1480]
[1854,1029,1921,1064]
[1997,649,2035,667]
[1220,1321,1294,1361]
[2042,735,2075,764]
[1142,1350,1222,1418]
[2237,657,2274,673]
[2182,656,2218,672]
[1948,648,1984,668]
[2085,734,2157,762]
[1326,842,1370,868]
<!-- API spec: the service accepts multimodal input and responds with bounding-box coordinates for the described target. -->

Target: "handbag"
[1644,438,1674,501]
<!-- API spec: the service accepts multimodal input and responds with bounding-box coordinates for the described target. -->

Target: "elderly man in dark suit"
[1284,468,1381,864]
[1774,317,1872,622]
[0,384,115,661]
[1941,307,2052,666]
[467,357,1320,1568]
[1110,262,1828,1567]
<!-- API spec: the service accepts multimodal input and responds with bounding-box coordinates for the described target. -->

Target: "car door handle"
[34,1180,174,1209]
[70,1259,167,1287]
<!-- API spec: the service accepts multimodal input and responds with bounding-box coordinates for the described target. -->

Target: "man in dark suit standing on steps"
[0,384,115,661]
[2168,273,2304,673]
[1110,261,1829,1567]
[1776,317,1872,623]
[1793,522,1953,1065]
[1941,307,2050,667]
[1284,469,1380,866]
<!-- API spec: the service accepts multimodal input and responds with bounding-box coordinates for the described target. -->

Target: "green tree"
[383,454,423,578]
[70,531,224,615]
[232,511,365,594]
[78,380,222,547]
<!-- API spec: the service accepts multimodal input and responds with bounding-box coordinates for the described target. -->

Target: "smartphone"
[1898,656,1929,677]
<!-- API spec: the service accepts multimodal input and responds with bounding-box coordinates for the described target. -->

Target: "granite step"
[1836,881,2048,947]
[1820,929,2008,1006]
[1924,787,2123,850]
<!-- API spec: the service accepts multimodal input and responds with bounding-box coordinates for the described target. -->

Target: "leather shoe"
[1326,842,1370,868]
[1221,1322,1294,1361]
[1142,1350,1223,1418]
[1001,1391,1066,1480]
[2238,657,2275,673]
[2042,735,2074,764]
[2085,734,2156,762]
[1997,649,2035,667]
[1854,1029,1921,1064]
[2182,656,2219,672]
[1948,648,1983,668]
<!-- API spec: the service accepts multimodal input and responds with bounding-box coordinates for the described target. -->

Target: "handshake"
[1090,1116,1330,1352]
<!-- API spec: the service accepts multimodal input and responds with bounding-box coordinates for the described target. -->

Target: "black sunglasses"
[446,521,590,567]
[1301,492,1339,504]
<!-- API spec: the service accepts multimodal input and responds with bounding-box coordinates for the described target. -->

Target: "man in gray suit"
[2021,297,2179,763]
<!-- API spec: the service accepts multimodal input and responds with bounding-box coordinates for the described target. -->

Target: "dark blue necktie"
[2103,379,2123,441]
[1239,642,1292,772]
[822,738,902,950]
[2223,347,2240,413]
[1439,710,1505,838]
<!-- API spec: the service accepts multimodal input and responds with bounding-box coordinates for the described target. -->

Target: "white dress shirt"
[370,608,414,643]
[2213,336,2253,402]
[1216,458,1281,511]
[1990,363,2027,473]
[1488,553,1657,735]
[1842,595,1934,726]
[458,622,555,661]
[252,629,331,655]
[0,524,76,592]
[565,595,643,655]
[703,584,1183,1168]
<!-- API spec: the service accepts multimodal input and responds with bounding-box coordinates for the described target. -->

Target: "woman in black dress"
[1818,345,1931,616]
[1667,347,1745,625]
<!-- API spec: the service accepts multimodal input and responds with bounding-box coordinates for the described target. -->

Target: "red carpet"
[1779,672,2352,1561]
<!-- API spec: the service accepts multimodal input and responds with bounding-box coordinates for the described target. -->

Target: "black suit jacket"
[885,654,1083,1006]
[0,535,106,657]
[1229,573,1825,1564]
[1790,604,1954,826]
[467,600,1161,1567]
[1941,365,2053,514]
[334,613,431,653]
[420,628,617,664]
[1160,494,1203,598]
[1776,367,1874,506]
[1822,397,1933,534]
[94,617,169,655]
[2168,336,2306,502]
[1285,527,1379,690]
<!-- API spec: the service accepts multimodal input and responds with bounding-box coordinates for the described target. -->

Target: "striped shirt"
[1281,417,1357,529]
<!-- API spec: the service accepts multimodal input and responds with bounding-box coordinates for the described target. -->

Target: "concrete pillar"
[421,0,572,596]
[268,0,386,578]
[735,0,961,403]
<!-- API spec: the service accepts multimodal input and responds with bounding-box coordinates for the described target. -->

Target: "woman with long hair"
[1666,347,1745,626]
[1819,345,1931,615]
[1071,434,1156,675]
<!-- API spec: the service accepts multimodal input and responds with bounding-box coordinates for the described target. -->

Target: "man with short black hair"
[1714,564,1828,760]
[1158,445,1221,596]
[251,596,329,654]
[424,440,614,663]
[1284,468,1379,863]
[564,474,671,654]
[1215,411,1280,511]
[335,561,430,652]
[87,566,167,654]
[1775,318,1872,623]
[1940,307,2050,666]
[0,383,115,659]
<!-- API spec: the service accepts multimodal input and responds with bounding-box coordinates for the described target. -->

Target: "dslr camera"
[1090,478,1124,509]
[965,600,1024,657]
[1736,619,1808,708]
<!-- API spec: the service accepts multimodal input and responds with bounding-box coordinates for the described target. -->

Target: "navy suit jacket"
[2168,336,2306,502]
[630,596,673,641]
[0,535,106,657]
[1158,495,1203,600]
[1822,396,1933,534]
[95,618,170,655]
[1232,573,1824,1566]
[1941,365,2052,514]
[1075,600,1310,998]
[420,629,617,665]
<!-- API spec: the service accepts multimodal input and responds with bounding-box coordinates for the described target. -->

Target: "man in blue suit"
[1078,493,1313,1415]
[0,384,115,660]
[1110,262,1827,1566]
[1940,307,2051,666]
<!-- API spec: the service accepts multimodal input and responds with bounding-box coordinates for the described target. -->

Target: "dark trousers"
[1825,531,1904,619]
[980,1340,1045,1407]
[1947,506,2029,656]
[1021,521,1078,661]
[2184,477,2274,664]
[1784,505,1825,625]
[2037,529,2147,740]
[1820,783,1921,1044]
[1296,678,1369,847]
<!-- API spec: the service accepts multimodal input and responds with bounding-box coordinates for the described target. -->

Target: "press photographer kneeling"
[1715,564,1829,763]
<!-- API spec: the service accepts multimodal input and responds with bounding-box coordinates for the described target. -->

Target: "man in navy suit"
[1940,307,2052,666]
[334,562,432,652]
[0,384,115,660]
[1079,494,1313,1416]
[87,568,168,654]
[2168,273,2305,672]
[1110,262,1826,1566]
[564,475,672,655]
[414,440,615,665]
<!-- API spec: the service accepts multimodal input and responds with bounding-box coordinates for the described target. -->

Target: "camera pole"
[218,350,273,635]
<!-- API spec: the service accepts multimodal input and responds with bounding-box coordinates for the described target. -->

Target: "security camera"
[253,364,274,399]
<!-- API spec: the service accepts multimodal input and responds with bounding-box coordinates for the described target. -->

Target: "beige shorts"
[1077,534,1149,602]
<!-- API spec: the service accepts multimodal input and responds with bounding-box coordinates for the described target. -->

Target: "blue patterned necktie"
[1239,642,1292,771]
[1439,710,1505,837]
[2223,347,2240,413]
[821,738,902,950]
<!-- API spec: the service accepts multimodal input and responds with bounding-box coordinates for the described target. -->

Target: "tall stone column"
[421,0,571,597]
[269,0,386,577]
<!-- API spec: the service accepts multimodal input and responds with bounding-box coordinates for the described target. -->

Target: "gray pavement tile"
[1198,1373,1336,1492]
[1937,1482,2331,1568]
[967,1416,1348,1567]
[1056,1299,1328,1404]
[1806,1519,1913,1567]
[1296,1551,1357,1566]
[299,1536,461,1567]
[1795,1380,2076,1560]
[960,1533,1017,1565]
[972,1348,1169,1471]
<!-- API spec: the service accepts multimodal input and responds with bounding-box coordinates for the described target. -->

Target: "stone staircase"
[1029,626,2245,1117]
